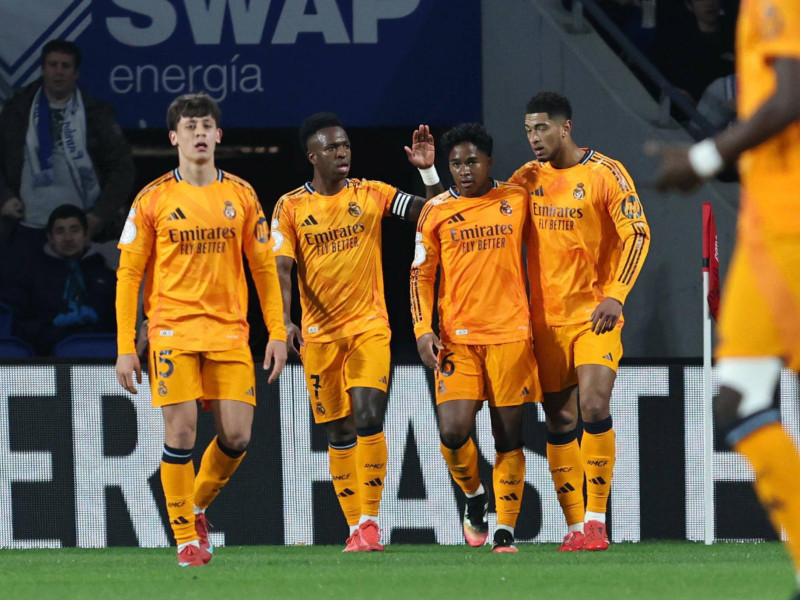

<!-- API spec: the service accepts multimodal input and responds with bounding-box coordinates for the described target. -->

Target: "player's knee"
[351,405,384,429]
[545,409,577,432]
[218,430,250,452]
[166,426,196,449]
[579,391,610,422]
[439,426,471,449]
[326,419,356,445]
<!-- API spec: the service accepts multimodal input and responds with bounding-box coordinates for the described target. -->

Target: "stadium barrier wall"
[1,362,797,548]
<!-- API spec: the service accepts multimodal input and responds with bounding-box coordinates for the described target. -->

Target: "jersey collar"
[305,179,350,194]
[173,168,223,182]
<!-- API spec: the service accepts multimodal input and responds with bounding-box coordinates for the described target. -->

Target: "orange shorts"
[532,321,623,393]
[717,232,800,371]
[147,343,256,408]
[434,339,542,406]
[300,327,391,424]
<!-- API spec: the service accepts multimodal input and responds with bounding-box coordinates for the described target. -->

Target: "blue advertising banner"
[0,0,481,128]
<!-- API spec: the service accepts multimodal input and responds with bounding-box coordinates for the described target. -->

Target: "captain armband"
[390,191,415,220]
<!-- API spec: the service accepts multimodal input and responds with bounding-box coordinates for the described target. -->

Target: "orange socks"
[356,430,387,518]
[547,430,585,527]
[582,417,615,516]
[194,436,246,510]
[440,435,481,495]
[493,447,525,528]
[735,422,800,571]
[161,445,196,545]
[329,441,361,527]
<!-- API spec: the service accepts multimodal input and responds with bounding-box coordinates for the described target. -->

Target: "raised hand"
[405,124,435,169]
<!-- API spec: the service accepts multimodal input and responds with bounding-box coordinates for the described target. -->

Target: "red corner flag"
[702,202,720,321]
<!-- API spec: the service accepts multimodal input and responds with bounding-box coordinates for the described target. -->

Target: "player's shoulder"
[584,149,630,176]
[416,189,452,226]
[495,179,527,194]
[220,170,256,195]
[510,160,541,182]
[350,178,395,194]
[583,150,635,191]
[133,170,177,206]
[277,184,311,205]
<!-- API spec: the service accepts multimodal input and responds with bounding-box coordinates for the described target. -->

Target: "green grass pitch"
[2,542,794,600]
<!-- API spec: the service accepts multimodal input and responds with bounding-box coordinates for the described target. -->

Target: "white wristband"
[418,165,440,186]
[688,139,724,179]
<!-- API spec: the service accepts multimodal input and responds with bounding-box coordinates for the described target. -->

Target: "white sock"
[349,524,359,535]
[568,522,584,533]
[465,483,485,499]
[177,540,200,552]
[193,506,205,515]
[496,523,514,537]
[585,511,605,523]
[359,515,377,526]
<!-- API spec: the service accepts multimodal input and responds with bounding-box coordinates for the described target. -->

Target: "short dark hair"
[41,39,82,70]
[525,91,572,121]
[299,112,343,153]
[46,204,87,235]
[166,93,221,131]
[440,123,493,158]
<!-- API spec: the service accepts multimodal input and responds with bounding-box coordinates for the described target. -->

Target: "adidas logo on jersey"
[520,386,530,397]
[532,186,544,197]
[379,376,387,384]
[245,387,255,396]
[301,215,319,226]
[447,213,466,224]
[603,353,613,361]
[167,208,187,221]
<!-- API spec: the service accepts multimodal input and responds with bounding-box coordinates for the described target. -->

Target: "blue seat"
[0,336,35,358]
[0,302,12,336]
[52,333,117,358]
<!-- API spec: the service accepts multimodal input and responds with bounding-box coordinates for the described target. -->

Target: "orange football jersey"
[116,169,286,353]
[510,150,650,325]
[272,178,414,342]
[736,0,800,235]
[411,181,531,344]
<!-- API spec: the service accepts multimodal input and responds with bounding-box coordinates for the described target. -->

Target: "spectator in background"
[648,0,735,104]
[0,204,116,355]
[0,39,135,251]
[689,74,738,138]
[697,74,737,131]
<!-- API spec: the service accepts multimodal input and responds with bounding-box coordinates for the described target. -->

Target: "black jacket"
[0,244,116,355]
[0,80,136,228]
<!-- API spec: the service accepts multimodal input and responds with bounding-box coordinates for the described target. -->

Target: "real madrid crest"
[224,201,236,219]
[573,183,585,200]
[500,200,512,216]
[348,202,362,217]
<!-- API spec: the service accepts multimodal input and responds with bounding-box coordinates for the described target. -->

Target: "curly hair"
[440,123,493,157]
